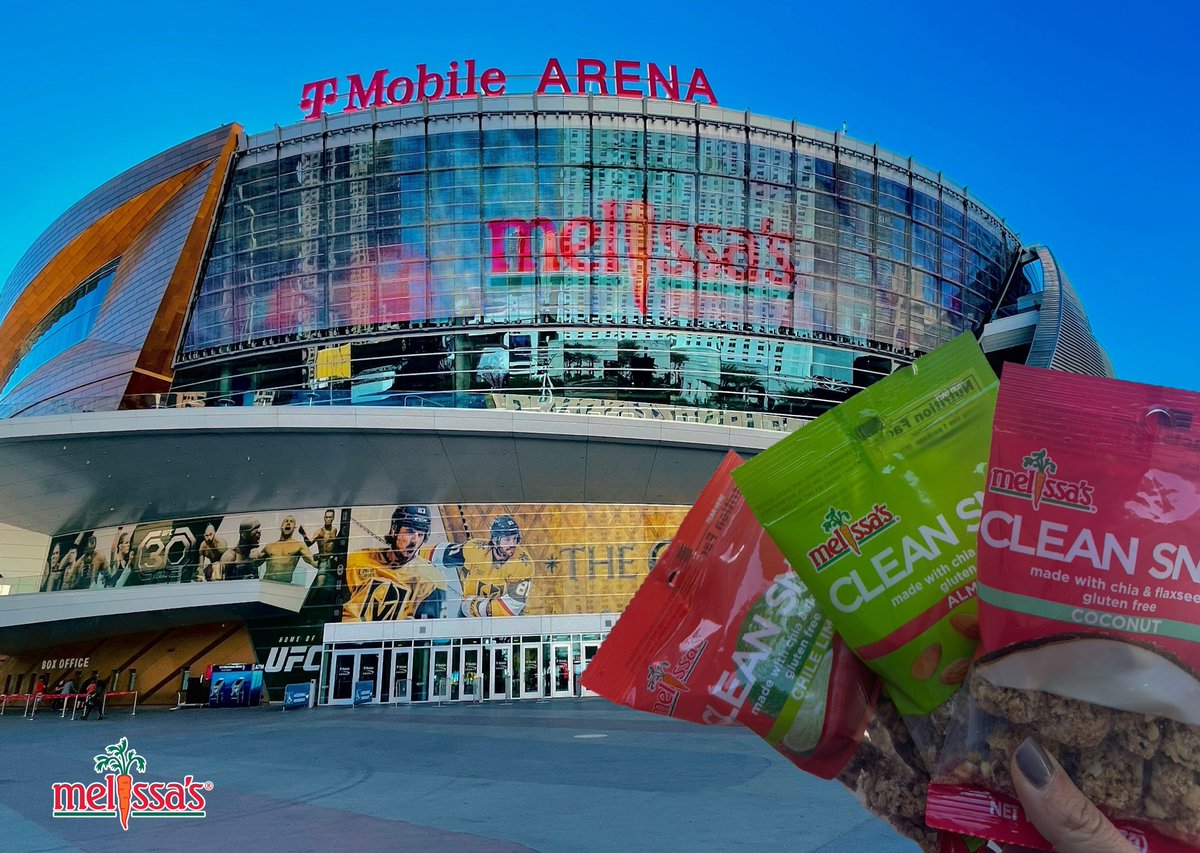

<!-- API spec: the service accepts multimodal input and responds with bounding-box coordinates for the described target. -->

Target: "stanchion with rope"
[59,693,86,718]
[101,691,139,716]
[27,693,74,719]
[0,693,25,716]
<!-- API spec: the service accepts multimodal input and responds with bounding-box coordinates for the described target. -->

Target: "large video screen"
[181,117,1013,360]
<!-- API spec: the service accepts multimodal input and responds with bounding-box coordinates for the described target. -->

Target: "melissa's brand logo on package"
[1120,827,1151,853]
[986,448,1096,513]
[807,504,900,571]
[51,738,212,829]
[645,641,706,716]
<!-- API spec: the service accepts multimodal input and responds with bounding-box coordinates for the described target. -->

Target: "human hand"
[1004,737,1134,853]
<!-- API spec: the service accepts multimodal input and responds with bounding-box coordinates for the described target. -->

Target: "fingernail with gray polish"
[1015,737,1055,790]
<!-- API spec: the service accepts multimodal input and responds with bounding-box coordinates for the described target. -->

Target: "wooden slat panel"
[0,621,256,706]
[0,163,212,387]
[128,125,243,396]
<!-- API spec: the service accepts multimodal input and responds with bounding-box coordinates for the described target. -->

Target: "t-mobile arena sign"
[300,58,717,119]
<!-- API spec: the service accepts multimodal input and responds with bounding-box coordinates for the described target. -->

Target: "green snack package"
[734,333,996,715]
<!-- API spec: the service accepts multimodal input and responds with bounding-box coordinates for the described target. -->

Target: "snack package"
[927,365,1200,852]
[582,451,875,776]
[581,452,941,849]
[733,333,997,717]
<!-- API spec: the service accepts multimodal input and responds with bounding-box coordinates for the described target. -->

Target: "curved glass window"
[178,106,1021,426]
[184,113,1018,362]
[993,255,1045,319]
[1,261,117,398]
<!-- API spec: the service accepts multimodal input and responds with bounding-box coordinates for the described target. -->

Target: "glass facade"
[0,261,118,403]
[174,102,1018,418]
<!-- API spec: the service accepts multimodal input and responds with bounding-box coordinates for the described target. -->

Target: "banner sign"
[43,502,685,621]
[41,502,686,695]
[352,680,374,706]
[301,58,716,119]
[283,682,312,710]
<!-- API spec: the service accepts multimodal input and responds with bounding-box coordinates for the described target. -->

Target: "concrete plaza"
[0,697,916,852]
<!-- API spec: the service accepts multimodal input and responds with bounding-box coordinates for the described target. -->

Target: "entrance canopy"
[0,579,308,652]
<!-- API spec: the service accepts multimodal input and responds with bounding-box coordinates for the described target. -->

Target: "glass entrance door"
[489,645,511,700]
[550,643,573,698]
[355,653,380,703]
[459,645,482,702]
[580,642,601,697]
[331,653,355,703]
[430,647,451,702]
[392,648,412,704]
[518,644,542,699]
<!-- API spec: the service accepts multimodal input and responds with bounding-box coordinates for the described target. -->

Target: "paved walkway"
[0,698,916,852]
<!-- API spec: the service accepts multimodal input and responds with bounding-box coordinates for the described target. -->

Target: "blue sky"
[0,1,1195,390]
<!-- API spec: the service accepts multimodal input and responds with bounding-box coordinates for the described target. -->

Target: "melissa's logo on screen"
[300,57,717,120]
[486,201,795,315]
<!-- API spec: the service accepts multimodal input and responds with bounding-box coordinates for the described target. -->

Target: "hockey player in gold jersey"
[439,515,535,617]
[343,506,445,621]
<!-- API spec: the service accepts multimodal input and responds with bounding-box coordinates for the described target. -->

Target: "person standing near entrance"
[343,506,445,621]
[55,673,76,711]
[81,676,106,720]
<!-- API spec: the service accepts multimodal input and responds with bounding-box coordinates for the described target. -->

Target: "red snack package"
[583,452,943,849]
[928,365,1200,852]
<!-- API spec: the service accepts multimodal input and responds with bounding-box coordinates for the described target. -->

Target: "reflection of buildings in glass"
[184,111,1019,403]
[676,345,720,405]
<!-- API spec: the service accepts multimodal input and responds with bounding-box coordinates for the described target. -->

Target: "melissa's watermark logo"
[987,448,1096,513]
[51,738,212,829]
[807,504,899,571]
[646,641,707,717]
[646,661,691,694]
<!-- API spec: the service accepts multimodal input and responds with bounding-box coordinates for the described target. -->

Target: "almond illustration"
[939,657,970,685]
[910,643,942,680]
[949,611,980,640]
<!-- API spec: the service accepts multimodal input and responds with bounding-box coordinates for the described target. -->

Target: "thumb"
[1010,737,1134,853]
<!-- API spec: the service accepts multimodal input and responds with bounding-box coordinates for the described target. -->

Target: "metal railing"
[3,388,828,432]
[20,562,315,600]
